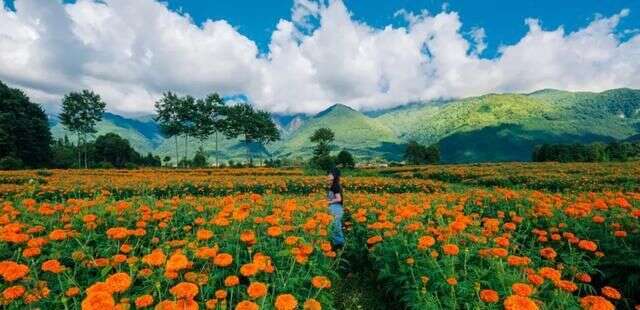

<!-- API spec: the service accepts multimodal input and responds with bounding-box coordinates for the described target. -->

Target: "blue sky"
[1,0,640,115]
[153,0,639,57]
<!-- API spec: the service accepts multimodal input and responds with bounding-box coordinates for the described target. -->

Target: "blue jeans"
[329,203,345,246]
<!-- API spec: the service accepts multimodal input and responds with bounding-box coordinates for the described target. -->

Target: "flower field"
[1,164,639,309]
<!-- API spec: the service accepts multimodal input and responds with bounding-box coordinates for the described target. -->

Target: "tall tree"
[59,89,106,168]
[177,95,197,165]
[155,92,183,168]
[193,93,226,167]
[223,104,280,164]
[309,128,335,170]
[0,81,52,168]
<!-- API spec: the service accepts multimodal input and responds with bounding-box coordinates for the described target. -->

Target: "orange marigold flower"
[417,235,436,250]
[576,272,592,283]
[41,259,65,273]
[135,294,154,308]
[196,229,214,241]
[224,275,240,287]
[578,240,598,252]
[267,226,282,237]
[512,283,534,297]
[170,282,199,299]
[601,286,621,300]
[240,230,256,245]
[304,298,322,310]
[580,295,615,310]
[240,263,259,277]
[2,285,26,301]
[105,272,132,293]
[106,227,129,240]
[446,277,457,286]
[539,247,557,260]
[65,287,81,297]
[275,294,298,310]
[0,261,29,282]
[142,249,166,267]
[503,295,539,310]
[479,289,499,303]
[367,235,383,245]
[86,282,114,295]
[166,251,190,272]
[311,276,332,289]
[214,253,233,267]
[215,289,228,299]
[236,300,259,310]
[247,282,268,299]
[81,291,116,310]
[538,267,561,281]
[555,280,578,293]
[442,244,459,256]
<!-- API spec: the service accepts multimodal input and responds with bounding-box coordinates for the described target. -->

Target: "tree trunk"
[77,133,81,169]
[83,133,88,169]
[175,135,179,168]
[245,135,251,166]
[184,134,189,168]
[215,131,219,167]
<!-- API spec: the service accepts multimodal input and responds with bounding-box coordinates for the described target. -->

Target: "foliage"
[404,140,439,165]
[335,150,355,169]
[59,89,106,168]
[533,141,639,162]
[191,147,209,168]
[0,81,52,168]
[222,103,280,163]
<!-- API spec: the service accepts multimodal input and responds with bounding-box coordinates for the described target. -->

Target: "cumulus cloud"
[0,0,639,115]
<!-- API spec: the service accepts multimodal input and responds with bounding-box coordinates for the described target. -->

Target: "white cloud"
[0,0,639,116]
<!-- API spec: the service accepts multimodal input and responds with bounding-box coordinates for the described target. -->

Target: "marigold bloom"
[240,263,259,277]
[0,261,29,282]
[311,276,332,289]
[512,283,534,297]
[555,280,577,293]
[105,272,132,293]
[106,227,129,240]
[446,277,457,286]
[236,300,259,310]
[417,235,436,250]
[275,294,298,310]
[298,298,321,310]
[215,289,228,299]
[142,249,166,267]
[81,291,116,310]
[170,282,199,299]
[247,282,268,299]
[580,295,615,310]
[224,275,240,287]
[503,295,539,310]
[65,287,81,297]
[2,285,26,301]
[442,244,459,256]
[166,252,190,272]
[214,253,233,267]
[601,286,621,300]
[539,247,557,260]
[479,289,499,303]
[41,259,65,273]
[366,235,383,245]
[578,240,598,252]
[135,294,154,308]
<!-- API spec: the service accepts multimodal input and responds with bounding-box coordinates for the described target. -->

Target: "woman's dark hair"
[328,167,341,193]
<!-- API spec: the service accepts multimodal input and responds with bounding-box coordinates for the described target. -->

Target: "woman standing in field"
[327,167,345,249]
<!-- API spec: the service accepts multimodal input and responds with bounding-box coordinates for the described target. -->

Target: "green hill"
[48,88,640,164]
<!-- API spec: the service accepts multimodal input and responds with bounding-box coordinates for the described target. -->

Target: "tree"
[60,89,106,168]
[335,149,355,169]
[192,147,208,168]
[193,93,226,167]
[222,104,280,164]
[308,128,335,170]
[0,81,52,168]
[404,140,439,165]
[177,95,197,166]
[93,133,136,168]
[155,92,183,168]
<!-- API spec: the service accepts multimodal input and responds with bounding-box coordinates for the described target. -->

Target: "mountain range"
[48,88,640,164]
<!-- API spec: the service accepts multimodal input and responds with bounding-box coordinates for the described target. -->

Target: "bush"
[94,161,115,169]
[335,150,356,169]
[0,156,23,170]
